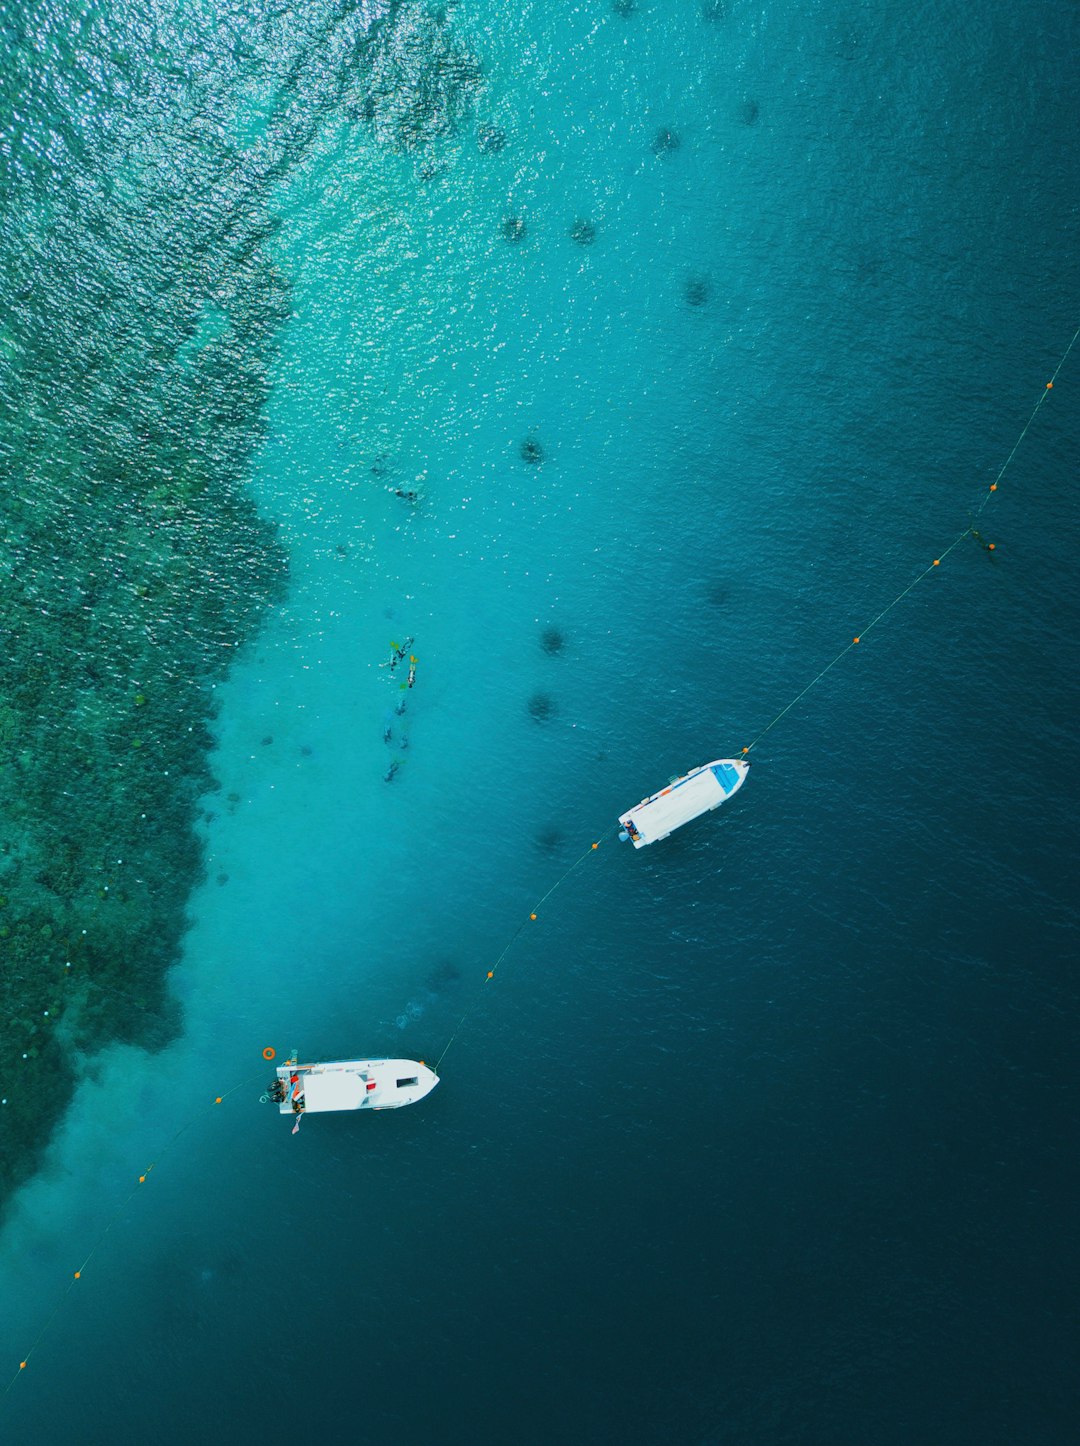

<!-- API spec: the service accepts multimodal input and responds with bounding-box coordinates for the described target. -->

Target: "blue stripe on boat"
[711,763,741,795]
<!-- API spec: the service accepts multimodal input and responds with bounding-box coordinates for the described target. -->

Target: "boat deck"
[619,758,749,847]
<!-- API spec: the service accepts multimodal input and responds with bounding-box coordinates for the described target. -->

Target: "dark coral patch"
[528,691,557,721]
[478,123,506,153]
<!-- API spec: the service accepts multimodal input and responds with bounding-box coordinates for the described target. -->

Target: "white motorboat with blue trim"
[618,758,749,847]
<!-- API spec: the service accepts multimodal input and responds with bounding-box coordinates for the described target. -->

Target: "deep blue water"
[2,0,1079,1441]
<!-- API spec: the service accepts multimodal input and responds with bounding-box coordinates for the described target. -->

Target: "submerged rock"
[520,436,544,465]
[570,218,596,246]
[477,123,506,153]
[502,215,527,244]
[540,625,564,655]
[528,691,557,721]
[652,127,681,156]
[684,276,711,307]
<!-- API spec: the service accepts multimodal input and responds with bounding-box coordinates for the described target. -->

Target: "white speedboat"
[618,757,749,848]
[269,1057,439,1126]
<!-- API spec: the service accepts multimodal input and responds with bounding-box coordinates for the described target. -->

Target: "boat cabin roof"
[302,1069,369,1113]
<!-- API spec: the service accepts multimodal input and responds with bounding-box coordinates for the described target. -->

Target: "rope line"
[742,330,1077,755]
[433,828,617,1072]
[3,1071,261,1396]
[974,322,1079,518]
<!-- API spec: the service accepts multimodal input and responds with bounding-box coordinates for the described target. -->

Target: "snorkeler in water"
[407,655,417,689]
[381,636,414,670]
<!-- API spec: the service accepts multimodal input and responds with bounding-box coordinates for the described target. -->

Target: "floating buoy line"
[4,326,1076,1399]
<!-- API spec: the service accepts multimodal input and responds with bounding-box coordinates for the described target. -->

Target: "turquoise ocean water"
[2,0,1079,1440]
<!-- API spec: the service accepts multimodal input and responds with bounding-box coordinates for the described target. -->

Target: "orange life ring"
[262,1046,276,1060]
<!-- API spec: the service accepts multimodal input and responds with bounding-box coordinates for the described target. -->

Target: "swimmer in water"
[384,760,400,783]
[407,655,417,689]
[382,636,414,670]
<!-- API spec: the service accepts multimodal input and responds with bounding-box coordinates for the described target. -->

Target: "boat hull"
[275,1057,439,1116]
[618,757,749,847]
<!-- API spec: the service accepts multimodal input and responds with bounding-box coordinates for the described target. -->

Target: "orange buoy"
[530,912,537,920]
[262,1046,276,1060]
[853,636,861,644]
[486,971,494,979]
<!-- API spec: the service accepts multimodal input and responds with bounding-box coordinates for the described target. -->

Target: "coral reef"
[527,692,557,722]
[0,18,299,1214]
[359,2,483,153]
[477,123,506,153]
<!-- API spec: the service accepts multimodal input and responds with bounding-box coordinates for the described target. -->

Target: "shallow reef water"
[0,0,485,1212]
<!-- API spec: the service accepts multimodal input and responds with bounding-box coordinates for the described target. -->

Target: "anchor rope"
[741,327,1078,756]
[2,1071,261,1396]
[433,827,617,1072]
